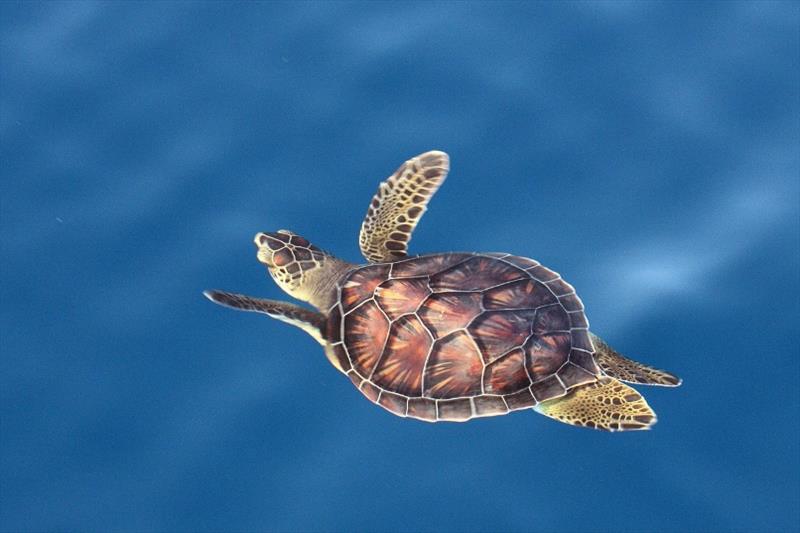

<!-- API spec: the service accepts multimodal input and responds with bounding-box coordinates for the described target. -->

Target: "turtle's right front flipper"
[204,290,326,345]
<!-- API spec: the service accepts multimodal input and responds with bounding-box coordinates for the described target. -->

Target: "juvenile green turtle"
[205,151,681,431]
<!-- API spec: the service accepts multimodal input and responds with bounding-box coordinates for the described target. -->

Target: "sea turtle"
[205,151,681,431]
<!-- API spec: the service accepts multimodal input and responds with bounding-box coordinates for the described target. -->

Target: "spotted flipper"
[204,290,325,345]
[359,150,450,263]
[534,377,656,431]
[591,333,682,387]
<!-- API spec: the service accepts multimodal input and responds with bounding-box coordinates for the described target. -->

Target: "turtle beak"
[254,232,279,267]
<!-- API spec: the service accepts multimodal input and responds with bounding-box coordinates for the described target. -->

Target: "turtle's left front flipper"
[359,150,450,263]
[590,333,682,387]
[204,290,326,345]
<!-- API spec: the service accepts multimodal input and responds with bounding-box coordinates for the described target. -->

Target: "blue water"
[2,2,798,531]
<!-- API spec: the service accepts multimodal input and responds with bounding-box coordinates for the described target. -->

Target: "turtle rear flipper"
[204,290,325,345]
[591,333,682,387]
[534,377,656,431]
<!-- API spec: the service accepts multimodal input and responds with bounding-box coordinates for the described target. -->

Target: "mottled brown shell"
[325,253,600,422]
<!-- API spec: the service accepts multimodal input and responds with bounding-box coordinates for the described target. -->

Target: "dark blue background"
[2,2,798,531]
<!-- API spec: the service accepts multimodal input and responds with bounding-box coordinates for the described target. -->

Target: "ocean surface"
[1,2,798,531]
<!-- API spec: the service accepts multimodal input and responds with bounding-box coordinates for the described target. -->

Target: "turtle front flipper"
[204,290,326,345]
[359,150,449,263]
[534,377,657,431]
[590,333,682,387]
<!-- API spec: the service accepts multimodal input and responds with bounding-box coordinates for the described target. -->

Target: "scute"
[473,395,508,417]
[483,348,530,394]
[360,380,381,402]
[530,375,567,402]
[570,349,601,375]
[391,253,471,278]
[528,265,559,282]
[558,362,596,388]
[429,255,526,291]
[437,398,473,421]
[407,397,437,421]
[418,292,482,337]
[372,315,431,396]
[340,263,391,312]
[376,277,430,319]
[344,300,388,377]
[544,278,575,296]
[424,331,483,398]
[469,310,536,363]
[533,305,570,334]
[334,252,598,421]
[483,278,556,309]
[378,391,408,416]
[525,332,571,381]
[500,255,540,270]
[327,343,351,373]
[505,388,537,411]
[571,329,594,352]
[558,293,584,312]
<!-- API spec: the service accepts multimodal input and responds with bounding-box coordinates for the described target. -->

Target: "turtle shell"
[325,253,600,422]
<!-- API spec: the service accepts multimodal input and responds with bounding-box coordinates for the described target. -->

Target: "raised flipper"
[359,150,449,263]
[204,290,326,345]
[534,377,656,431]
[591,333,682,387]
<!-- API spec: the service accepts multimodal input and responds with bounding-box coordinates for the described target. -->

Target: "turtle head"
[255,230,350,310]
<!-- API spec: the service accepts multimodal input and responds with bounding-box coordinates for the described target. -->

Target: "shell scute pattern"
[424,331,483,398]
[333,253,598,421]
[558,362,597,388]
[390,253,472,278]
[483,278,556,310]
[407,397,437,421]
[378,391,408,415]
[347,370,363,389]
[530,375,567,402]
[469,310,536,364]
[473,395,508,417]
[375,277,430,319]
[437,398,473,421]
[483,348,529,394]
[328,343,351,373]
[373,315,431,396]
[360,380,381,402]
[505,388,537,410]
[533,305,570,334]
[559,293,585,312]
[429,255,526,292]
[344,300,388,377]
[340,263,391,312]
[525,333,570,380]
[500,255,540,270]
[419,292,482,337]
